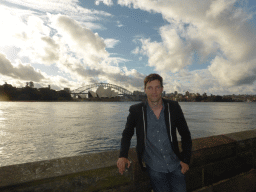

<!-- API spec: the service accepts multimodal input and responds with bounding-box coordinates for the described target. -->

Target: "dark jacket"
[119,98,192,171]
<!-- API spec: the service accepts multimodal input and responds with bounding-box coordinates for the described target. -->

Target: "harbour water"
[0,101,255,167]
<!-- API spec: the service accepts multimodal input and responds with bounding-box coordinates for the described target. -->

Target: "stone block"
[1,130,256,192]
[1,165,133,192]
[225,130,256,154]
[191,169,256,192]
[253,151,256,169]
[204,155,252,185]
[0,150,120,188]
[190,135,236,167]
[212,169,256,192]
[191,186,213,192]
[237,152,254,170]
[128,148,149,184]
[185,166,203,191]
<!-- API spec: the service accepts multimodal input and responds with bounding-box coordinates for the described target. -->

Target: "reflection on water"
[0,101,255,167]
[180,102,256,139]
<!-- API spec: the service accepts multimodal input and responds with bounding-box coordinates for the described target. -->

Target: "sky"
[0,0,256,95]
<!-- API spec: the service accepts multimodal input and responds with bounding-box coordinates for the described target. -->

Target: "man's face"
[144,79,163,103]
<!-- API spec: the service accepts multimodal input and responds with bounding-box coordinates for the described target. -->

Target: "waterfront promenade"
[0,129,255,192]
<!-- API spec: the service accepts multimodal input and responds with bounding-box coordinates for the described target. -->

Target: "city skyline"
[1,81,256,103]
[2,81,255,98]
[0,0,256,96]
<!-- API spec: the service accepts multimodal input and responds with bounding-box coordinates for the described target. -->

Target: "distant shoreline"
[1,99,255,102]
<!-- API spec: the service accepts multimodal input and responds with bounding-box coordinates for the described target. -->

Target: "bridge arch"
[71,83,133,95]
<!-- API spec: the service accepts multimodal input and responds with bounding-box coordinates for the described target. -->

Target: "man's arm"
[119,107,136,158]
[176,102,192,165]
[117,106,136,174]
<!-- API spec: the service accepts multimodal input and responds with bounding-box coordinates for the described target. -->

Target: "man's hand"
[180,161,189,174]
[117,157,130,175]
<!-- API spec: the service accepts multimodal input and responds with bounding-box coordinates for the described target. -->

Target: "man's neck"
[147,98,163,110]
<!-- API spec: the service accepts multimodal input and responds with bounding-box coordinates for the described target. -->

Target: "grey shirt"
[143,102,180,173]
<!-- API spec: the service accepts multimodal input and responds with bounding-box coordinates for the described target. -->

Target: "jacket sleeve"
[119,106,137,158]
[175,102,192,165]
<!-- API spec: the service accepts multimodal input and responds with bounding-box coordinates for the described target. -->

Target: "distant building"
[89,85,118,98]
[64,88,71,93]
[26,81,34,88]
[88,91,97,98]
[78,94,87,99]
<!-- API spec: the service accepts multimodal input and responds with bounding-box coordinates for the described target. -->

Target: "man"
[117,73,192,192]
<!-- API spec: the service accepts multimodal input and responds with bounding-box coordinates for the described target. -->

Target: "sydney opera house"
[79,85,118,99]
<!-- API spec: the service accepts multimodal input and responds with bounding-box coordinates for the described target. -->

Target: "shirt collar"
[146,99,165,111]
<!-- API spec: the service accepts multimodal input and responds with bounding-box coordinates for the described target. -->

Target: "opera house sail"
[87,85,118,98]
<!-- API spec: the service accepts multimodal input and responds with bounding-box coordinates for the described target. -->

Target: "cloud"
[8,15,61,65]
[0,52,45,81]
[38,75,79,90]
[118,0,256,86]
[137,25,193,73]
[106,67,145,90]
[0,5,33,47]
[116,20,124,27]
[0,2,146,92]
[0,52,83,90]
[206,0,236,18]
[4,0,112,18]
[2,0,112,35]
[104,39,120,48]
[208,56,256,86]
[160,69,213,93]
[160,67,256,95]
[49,14,144,90]
[51,14,108,67]
[56,55,144,91]
[40,36,60,63]
[95,0,114,6]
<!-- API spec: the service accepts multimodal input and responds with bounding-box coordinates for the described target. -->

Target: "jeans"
[146,165,187,192]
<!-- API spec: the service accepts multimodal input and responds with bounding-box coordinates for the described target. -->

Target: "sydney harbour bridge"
[71,83,134,98]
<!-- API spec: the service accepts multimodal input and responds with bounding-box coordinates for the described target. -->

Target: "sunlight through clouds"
[116,0,256,91]
[0,0,255,94]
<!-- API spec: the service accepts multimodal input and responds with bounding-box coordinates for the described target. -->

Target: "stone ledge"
[189,135,236,167]
[0,130,256,192]
[193,169,256,192]
[224,130,256,153]
[0,150,120,188]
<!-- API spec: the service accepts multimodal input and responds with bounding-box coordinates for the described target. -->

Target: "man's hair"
[144,73,163,88]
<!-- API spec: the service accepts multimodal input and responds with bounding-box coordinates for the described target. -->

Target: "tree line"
[0,83,72,101]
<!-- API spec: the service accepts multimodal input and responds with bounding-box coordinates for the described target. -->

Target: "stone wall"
[0,130,255,192]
